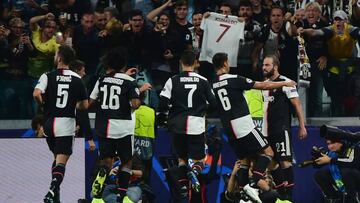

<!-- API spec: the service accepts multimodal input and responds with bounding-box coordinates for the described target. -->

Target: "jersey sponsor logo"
[180,77,200,82]
[212,80,228,88]
[56,75,72,82]
[103,77,124,85]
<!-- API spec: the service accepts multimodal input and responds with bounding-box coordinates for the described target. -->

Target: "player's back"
[91,72,139,138]
[212,74,256,138]
[160,71,216,135]
[212,74,254,121]
[43,69,86,119]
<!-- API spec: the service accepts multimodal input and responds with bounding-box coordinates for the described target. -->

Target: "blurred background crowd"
[0,0,360,119]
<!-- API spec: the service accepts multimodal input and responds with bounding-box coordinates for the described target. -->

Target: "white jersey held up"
[199,12,245,67]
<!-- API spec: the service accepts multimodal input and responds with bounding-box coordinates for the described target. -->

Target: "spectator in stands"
[250,0,270,25]
[121,9,150,69]
[350,0,360,27]
[94,9,107,31]
[235,0,262,80]
[217,3,233,15]
[189,12,203,57]
[9,0,48,23]
[73,12,102,88]
[28,13,60,85]
[301,2,328,117]
[252,6,299,81]
[147,0,193,74]
[48,0,92,26]
[99,7,123,52]
[5,17,33,79]
[300,10,360,116]
[148,13,173,91]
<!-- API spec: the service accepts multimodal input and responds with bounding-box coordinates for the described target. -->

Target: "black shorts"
[173,133,205,160]
[98,135,134,162]
[230,128,269,160]
[268,130,293,161]
[46,136,74,155]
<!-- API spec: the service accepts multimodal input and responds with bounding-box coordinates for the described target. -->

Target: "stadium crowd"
[0,0,360,119]
[1,0,360,202]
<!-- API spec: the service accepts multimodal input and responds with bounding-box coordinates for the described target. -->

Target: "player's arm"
[157,78,172,126]
[88,80,100,108]
[253,80,296,90]
[33,73,48,105]
[76,99,88,110]
[146,0,173,22]
[205,81,218,112]
[290,97,307,139]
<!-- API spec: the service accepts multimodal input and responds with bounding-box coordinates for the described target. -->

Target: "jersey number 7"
[216,24,231,43]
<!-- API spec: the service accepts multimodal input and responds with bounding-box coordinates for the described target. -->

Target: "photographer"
[314,134,360,202]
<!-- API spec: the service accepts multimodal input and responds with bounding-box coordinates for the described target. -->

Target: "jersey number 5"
[216,24,231,43]
[56,84,69,108]
[185,84,197,108]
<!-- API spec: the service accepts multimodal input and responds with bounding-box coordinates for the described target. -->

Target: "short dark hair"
[264,55,280,67]
[270,6,285,15]
[31,114,44,131]
[129,9,143,20]
[180,51,196,67]
[58,45,76,65]
[219,3,232,9]
[101,47,128,72]
[175,0,188,8]
[69,59,85,72]
[192,11,202,18]
[212,53,228,70]
[238,0,252,9]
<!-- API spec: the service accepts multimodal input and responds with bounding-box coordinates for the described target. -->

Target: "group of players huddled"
[32,44,306,203]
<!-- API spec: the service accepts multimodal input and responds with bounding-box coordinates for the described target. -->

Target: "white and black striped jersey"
[90,73,140,139]
[212,74,256,139]
[158,71,217,135]
[262,75,298,136]
[35,69,88,137]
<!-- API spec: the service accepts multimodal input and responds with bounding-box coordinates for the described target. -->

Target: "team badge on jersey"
[246,78,253,83]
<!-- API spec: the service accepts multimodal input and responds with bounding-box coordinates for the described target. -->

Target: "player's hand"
[315,153,331,165]
[87,139,96,151]
[157,113,168,127]
[203,12,211,18]
[298,126,307,140]
[317,56,327,70]
[140,83,152,92]
[285,80,297,87]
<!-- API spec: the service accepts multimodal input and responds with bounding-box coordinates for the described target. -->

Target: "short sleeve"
[35,73,48,93]
[90,80,100,100]
[282,85,299,99]
[129,81,140,99]
[160,78,173,99]
[237,76,255,90]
